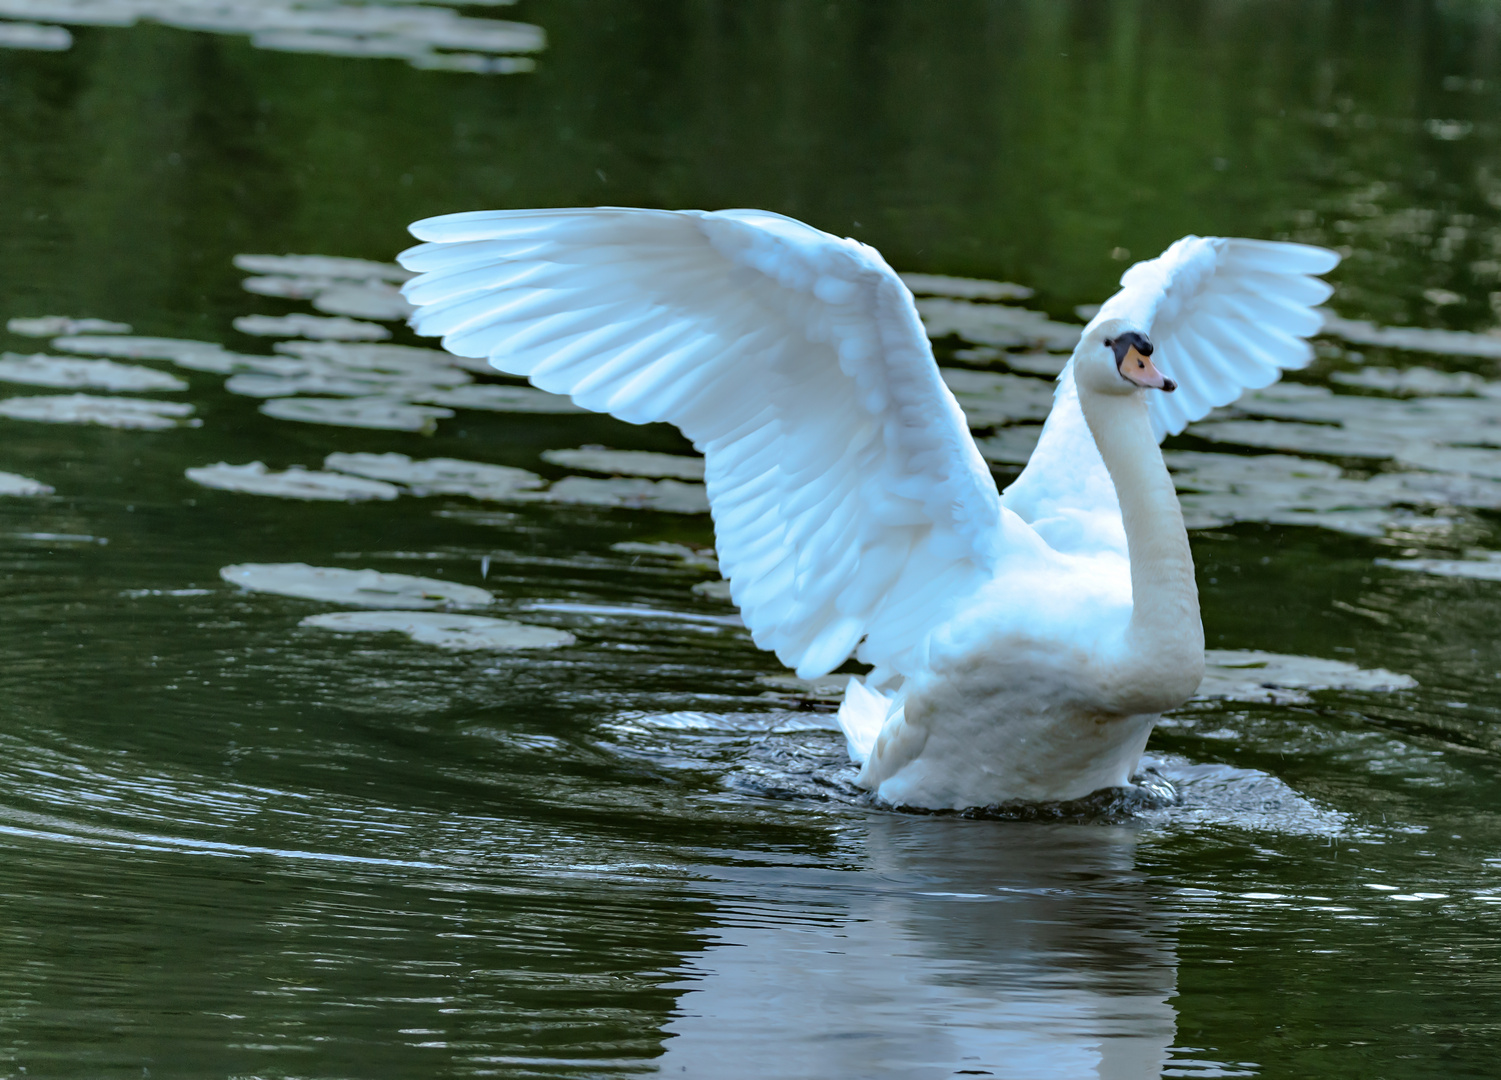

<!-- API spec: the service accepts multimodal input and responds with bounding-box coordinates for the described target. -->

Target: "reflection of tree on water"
[657,818,1184,1079]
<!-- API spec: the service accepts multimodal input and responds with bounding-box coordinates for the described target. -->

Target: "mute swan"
[396,208,1338,810]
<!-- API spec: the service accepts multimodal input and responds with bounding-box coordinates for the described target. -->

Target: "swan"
[396,208,1338,810]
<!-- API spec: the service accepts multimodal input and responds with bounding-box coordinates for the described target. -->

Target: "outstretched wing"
[1003,236,1339,554]
[398,207,1031,679]
[1111,236,1340,440]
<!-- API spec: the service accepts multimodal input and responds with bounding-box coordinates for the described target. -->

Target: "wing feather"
[1005,234,1339,542]
[399,206,1011,679]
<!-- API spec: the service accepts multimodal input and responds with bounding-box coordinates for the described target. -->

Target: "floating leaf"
[234,253,412,282]
[301,610,574,651]
[610,540,719,571]
[1330,366,1488,396]
[7,4,547,74]
[259,396,453,433]
[1395,444,1501,480]
[242,275,416,321]
[0,353,186,392]
[526,476,710,514]
[0,470,52,496]
[1197,649,1416,704]
[414,383,585,413]
[1321,311,1501,359]
[324,451,543,499]
[311,282,416,321]
[53,334,235,365]
[226,368,467,399]
[1375,552,1501,582]
[542,447,705,480]
[0,21,71,50]
[917,298,1081,351]
[1365,470,1501,511]
[233,313,390,341]
[974,425,1042,465]
[755,673,850,706]
[1191,419,1408,458]
[221,562,492,609]
[0,393,196,430]
[185,461,401,502]
[1165,450,1343,492]
[272,339,472,376]
[897,273,1032,301]
[7,316,129,337]
[1003,352,1070,377]
[690,578,733,600]
[939,368,1056,427]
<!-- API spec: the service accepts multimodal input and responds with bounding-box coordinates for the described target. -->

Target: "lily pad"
[415,384,585,413]
[1196,649,1417,704]
[939,368,1056,426]
[52,334,236,366]
[1190,419,1409,459]
[1177,499,1400,537]
[541,447,705,480]
[323,452,543,499]
[311,282,416,321]
[0,470,53,496]
[272,339,472,377]
[233,313,390,341]
[233,254,412,282]
[1375,552,1501,582]
[301,610,574,651]
[241,274,334,300]
[755,673,850,706]
[225,368,467,399]
[185,461,401,502]
[917,298,1082,351]
[974,425,1043,465]
[0,394,196,430]
[0,353,186,392]
[1321,312,1501,359]
[1003,352,1070,377]
[690,578,734,600]
[1165,450,1344,491]
[898,273,1032,301]
[1395,444,1501,480]
[7,316,129,337]
[1226,383,1383,425]
[221,562,492,609]
[1364,470,1501,511]
[527,476,710,514]
[259,396,454,433]
[0,21,71,50]
[611,540,719,571]
[1329,366,1488,396]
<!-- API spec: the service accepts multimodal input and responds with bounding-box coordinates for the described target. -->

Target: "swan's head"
[1076,319,1176,396]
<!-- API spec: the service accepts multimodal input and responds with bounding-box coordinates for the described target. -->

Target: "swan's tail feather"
[837,677,902,764]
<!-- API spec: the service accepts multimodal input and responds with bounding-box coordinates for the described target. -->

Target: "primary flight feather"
[398,207,1338,810]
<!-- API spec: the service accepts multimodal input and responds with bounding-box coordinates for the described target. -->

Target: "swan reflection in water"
[657,818,1184,1079]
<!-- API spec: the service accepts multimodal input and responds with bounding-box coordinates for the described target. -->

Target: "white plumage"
[398,208,1338,809]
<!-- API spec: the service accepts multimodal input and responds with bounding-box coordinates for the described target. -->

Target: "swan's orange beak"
[1119,346,1176,392]
[1108,332,1176,392]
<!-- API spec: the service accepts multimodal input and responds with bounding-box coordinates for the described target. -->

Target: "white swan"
[396,208,1338,810]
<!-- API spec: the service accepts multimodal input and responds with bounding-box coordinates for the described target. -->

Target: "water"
[2,2,1501,1076]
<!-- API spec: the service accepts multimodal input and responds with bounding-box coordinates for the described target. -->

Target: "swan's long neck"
[1077,382,1205,713]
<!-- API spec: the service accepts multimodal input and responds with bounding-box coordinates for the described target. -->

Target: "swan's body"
[397,208,1337,810]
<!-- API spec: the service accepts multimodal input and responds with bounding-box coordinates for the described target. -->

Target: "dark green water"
[1,2,1501,1077]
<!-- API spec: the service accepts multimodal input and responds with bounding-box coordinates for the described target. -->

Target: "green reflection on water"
[0,2,1500,1077]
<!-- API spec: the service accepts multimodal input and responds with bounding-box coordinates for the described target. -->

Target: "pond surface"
[2,2,1501,1077]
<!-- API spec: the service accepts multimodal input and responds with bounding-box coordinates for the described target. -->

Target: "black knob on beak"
[1106,331,1153,365]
